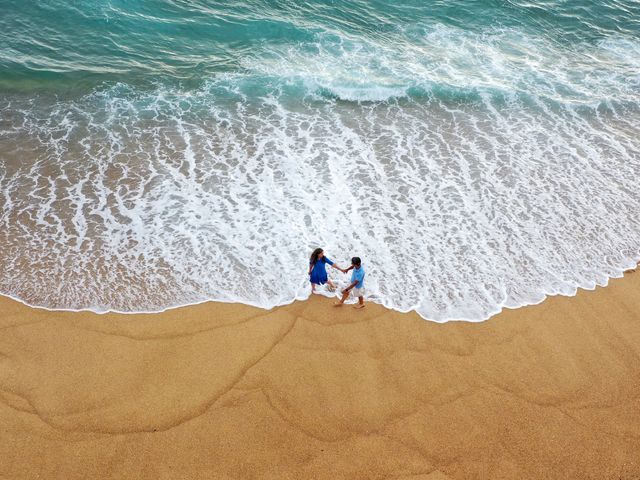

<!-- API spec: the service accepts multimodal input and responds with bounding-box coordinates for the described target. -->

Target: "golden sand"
[1,271,640,479]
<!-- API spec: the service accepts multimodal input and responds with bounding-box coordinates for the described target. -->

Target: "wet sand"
[1,271,640,479]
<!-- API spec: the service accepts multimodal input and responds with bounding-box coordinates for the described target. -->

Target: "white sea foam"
[245,25,640,104]
[1,26,639,321]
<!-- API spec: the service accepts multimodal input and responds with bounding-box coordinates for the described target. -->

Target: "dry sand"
[1,271,640,479]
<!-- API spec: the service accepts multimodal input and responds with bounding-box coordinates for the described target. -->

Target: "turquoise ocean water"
[1,1,639,320]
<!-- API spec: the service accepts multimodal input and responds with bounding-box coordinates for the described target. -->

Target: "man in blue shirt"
[334,257,365,309]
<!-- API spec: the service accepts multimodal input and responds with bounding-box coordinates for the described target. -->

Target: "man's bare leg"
[353,296,365,309]
[334,290,349,306]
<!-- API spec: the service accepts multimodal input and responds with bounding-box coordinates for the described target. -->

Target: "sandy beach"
[1,271,639,479]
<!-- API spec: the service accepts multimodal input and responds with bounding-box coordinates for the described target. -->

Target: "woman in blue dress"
[309,247,345,293]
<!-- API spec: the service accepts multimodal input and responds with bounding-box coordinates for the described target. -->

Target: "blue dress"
[309,257,333,285]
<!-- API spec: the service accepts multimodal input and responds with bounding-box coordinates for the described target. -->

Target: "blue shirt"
[351,266,365,288]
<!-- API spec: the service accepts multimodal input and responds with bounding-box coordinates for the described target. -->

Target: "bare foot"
[353,304,365,309]
[333,302,344,307]
[327,285,336,292]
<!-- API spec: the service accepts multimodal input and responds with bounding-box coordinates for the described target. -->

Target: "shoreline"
[1,268,640,478]
[0,261,637,322]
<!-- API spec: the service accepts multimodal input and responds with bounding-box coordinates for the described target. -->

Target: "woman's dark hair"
[310,248,324,265]
[351,256,361,266]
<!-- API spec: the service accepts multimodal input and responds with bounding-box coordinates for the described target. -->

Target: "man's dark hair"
[351,256,361,267]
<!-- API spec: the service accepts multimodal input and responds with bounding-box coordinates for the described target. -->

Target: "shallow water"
[1,1,639,320]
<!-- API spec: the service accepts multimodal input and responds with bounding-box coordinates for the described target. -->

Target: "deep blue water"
[1,1,639,96]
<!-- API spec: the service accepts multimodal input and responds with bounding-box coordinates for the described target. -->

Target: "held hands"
[333,264,350,274]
